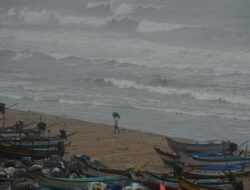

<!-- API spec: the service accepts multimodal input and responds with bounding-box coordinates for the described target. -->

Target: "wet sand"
[2,109,250,188]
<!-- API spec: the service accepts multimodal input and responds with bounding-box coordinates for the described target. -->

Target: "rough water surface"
[0,0,250,143]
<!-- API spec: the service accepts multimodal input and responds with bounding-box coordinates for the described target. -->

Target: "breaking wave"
[137,25,250,50]
[104,78,250,106]
[0,49,77,62]
[54,98,250,121]
[1,48,250,78]
[0,92,24,100]
[104,16,139,32]
[0,7,127,28]
[137,20,188,33]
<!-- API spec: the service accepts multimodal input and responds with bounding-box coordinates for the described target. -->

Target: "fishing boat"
[7,140,63,150]
[13,131,76,141]
[191,154,250,163]
[173,163,248,179]
[35,172,131,190]
[0,135,64,149]
[177,175,242,190]
[142,172,234,190]
[74,155,128,177]
[0,128,39,138]
[0,141,65,159]
[154,147,245,167]
[179,177,235,190]
[166,137,237,153]
[153,147,180,166]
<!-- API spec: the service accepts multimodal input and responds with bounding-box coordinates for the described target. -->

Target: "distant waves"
[0,48,250,124]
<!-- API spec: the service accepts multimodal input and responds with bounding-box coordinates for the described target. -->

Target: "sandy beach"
[4,109,168,172]
[2,109,250,189]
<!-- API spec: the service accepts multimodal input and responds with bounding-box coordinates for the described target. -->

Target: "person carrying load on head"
[112,112,120,134]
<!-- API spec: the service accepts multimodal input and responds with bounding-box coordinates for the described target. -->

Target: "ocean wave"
[0,80,32,88]
[216,112,250,122]
[131,4,200,21]
[85,1,111,17]
[22,85,56,92]
[58,15,109,26]
[104,78,250,106]
[58,99,119,107]
[3,8,109,26]
[58,98,250,121]
[87,1,109,9]
[32,96,59,102]
[59,99,86,105]
[0,49,44,62]
[111,3,135,17]
[137,20,188,33]
[17,8,58,25]
[0,49,15,59]
[12,50,34,60]
[0,92,23,100]
[0,4,141,33]
[138,25,250,49]
[0,49,79,62]
[104,16,139,32]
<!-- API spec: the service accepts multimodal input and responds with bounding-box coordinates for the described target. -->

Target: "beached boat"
[74,155,128,177]
[0,141,65,159]
[0,135,64,149]
[173,163,248,179]
[142,172,234,190]
[7,140,63,150]
[166,137,238,153]
[75,155,230,189]
[0,128,39,138]
[191,154,250,163]
[153,147,180,166]
[154,147,245,167]
[11,131,76,141]
[35,172,131,190]
[177,175,238,190]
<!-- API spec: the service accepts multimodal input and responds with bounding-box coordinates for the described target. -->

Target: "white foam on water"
[137,20,189,33]
[104,78,250,106]
[0,92,23,100]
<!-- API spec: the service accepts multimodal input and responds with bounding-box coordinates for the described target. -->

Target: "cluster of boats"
[154,137,249,189]
[0,103,248,190]
[0,122,248,190]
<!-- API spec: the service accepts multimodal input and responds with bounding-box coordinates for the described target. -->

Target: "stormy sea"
[0,0,250,143]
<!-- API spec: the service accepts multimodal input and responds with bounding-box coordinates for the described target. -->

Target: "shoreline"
[3,109,169,173]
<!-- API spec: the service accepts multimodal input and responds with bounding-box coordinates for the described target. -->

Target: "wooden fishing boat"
[174,163,248,179]
[154,147,244,167]
[142,172,233,190]
[153,147,180,166]
[166,137,237,153]
[191,154,250,163]
[0,135,63,149]
[0,128,39,138]
[0,141,64,159]
[11,131,76,141]
[190,162,246,171]
[0,120,34,131]
[177,175,242,190]
[35,172,131,190]
[74,155,128,177]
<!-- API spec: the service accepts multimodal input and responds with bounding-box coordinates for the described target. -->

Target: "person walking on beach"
[112,112,120,133]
